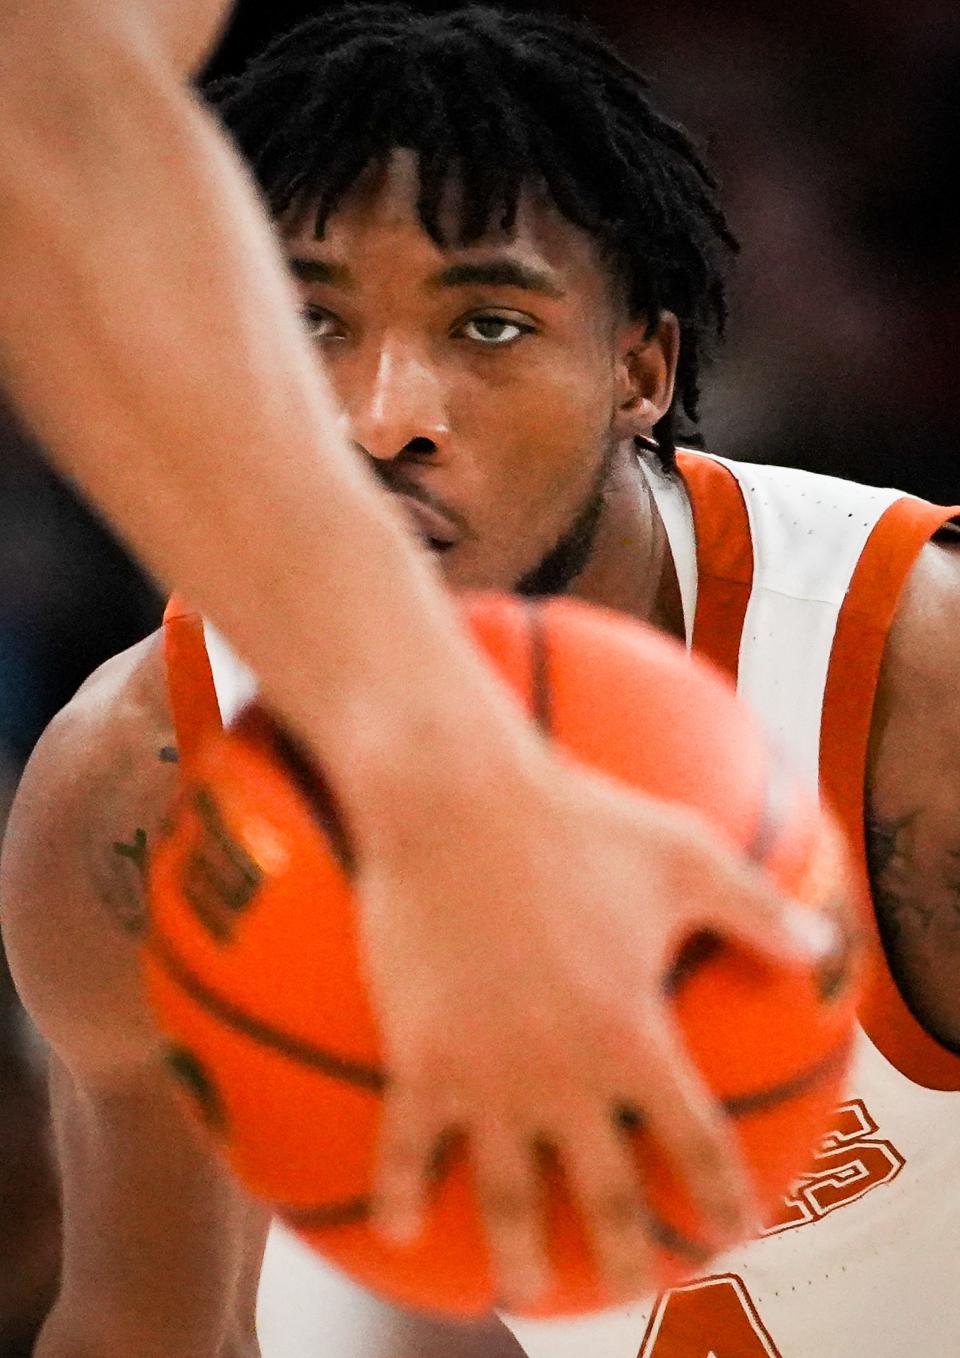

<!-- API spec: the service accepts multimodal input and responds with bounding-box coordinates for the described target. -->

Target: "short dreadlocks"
[207,4,739,468]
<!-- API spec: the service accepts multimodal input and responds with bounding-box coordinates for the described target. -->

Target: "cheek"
[463,346,614,457]
[526,345,617,450]
[458,357,612,502]
[452,415,608,585]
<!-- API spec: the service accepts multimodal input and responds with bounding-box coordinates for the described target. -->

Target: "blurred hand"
[1,0,235,84]
[153,0,236,75]
[357,743,834,1310]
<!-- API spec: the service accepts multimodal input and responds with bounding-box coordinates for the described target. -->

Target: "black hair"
[207,4,738,469]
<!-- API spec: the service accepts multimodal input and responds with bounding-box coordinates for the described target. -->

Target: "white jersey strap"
[201,618,259,725]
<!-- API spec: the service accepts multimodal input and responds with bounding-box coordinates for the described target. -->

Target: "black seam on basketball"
[620,1038,851,1135]
[721,1036,852,1119]
[633,1040,852,1264]
[280,1196,371,1230]
[664,932,724,994]
[261,715,357,876]
[524,602,553,734]
[247,1041,850,1267]
[148,929,386,1093]
[646,1216,713,1266]
[271,1048,851,1261]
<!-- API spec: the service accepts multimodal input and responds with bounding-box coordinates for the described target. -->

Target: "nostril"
[404,437,437,457]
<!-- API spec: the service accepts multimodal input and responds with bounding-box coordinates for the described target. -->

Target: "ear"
[611,312,680,440]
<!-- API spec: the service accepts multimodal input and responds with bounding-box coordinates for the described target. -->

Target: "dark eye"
[458,315,534,346]
[301,306,344,341]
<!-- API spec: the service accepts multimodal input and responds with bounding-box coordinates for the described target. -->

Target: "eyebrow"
[429,260,565,299]
[287,254,565,299]
[288,257,352,288]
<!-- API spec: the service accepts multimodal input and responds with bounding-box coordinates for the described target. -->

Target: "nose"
[346,341,450,463]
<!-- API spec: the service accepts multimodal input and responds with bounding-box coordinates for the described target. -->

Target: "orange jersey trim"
[162,594,222,769]
[677,452,755,681]
[677,455,960,1088]
[820,498,960,1089]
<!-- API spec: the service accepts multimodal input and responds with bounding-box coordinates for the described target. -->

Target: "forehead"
[281,148,615,302]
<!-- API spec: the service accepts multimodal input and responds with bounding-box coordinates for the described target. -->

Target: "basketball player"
[2,5,958,1357]
[0,0,828,1342]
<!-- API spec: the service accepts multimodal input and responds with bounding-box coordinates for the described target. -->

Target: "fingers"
[372,1076,447,1245]
[555,1106,653,1302]
[374,1062,747,1308]
[624,1017,757,1247]
[688,838,839,966]
[376,1086,553,1310]
[472,1121,548,1310]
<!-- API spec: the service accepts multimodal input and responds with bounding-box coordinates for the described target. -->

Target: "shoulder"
[0,628,180,1075]
[872,532,960,754]
[16,627,177,887]
[866,534,960,1049]
[884,523,960,644]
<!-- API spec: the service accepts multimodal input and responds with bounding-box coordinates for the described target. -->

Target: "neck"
[570,441,685,642]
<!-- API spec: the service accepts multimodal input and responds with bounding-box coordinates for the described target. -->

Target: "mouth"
[395,493,461,553]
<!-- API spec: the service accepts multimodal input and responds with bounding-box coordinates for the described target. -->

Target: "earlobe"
[612,312,680,438]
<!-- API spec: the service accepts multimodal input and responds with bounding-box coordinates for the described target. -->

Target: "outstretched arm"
[0,0,512,807]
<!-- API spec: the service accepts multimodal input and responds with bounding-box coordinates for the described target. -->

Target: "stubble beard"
[513,439,617,598]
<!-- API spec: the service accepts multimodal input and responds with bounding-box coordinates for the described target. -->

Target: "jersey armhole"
[821,499,960,1089]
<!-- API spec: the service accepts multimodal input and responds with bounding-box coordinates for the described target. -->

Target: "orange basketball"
[143,593,862,1318]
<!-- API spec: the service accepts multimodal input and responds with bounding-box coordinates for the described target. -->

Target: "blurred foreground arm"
[0,0,504,801]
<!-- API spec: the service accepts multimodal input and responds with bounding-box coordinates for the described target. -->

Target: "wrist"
[301,626,545,860]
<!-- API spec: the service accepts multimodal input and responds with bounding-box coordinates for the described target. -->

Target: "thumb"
[691,840,841,966]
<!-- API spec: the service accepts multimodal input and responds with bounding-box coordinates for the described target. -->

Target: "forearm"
[0,30,534,827]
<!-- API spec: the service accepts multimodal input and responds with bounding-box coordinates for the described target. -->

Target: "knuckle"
[389,1030,450,1083]
[492,1239,540,1278]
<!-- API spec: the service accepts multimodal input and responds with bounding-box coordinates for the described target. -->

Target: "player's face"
[283,151,675,594]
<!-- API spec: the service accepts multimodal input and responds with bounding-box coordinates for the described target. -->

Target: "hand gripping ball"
[143,593,862,1317]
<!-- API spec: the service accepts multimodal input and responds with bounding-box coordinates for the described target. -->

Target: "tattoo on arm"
[113,827,148,879]
[866,805,960,942]
[108,828,150,936]
[866,802,960,1047]
[90,744,176,937]
[866,808,929,939]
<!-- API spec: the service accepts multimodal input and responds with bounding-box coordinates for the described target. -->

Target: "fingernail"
[784,906,839,960]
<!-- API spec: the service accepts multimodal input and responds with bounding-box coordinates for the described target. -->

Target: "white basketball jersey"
[167,452,960,1358]
[504,453,960,1358]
